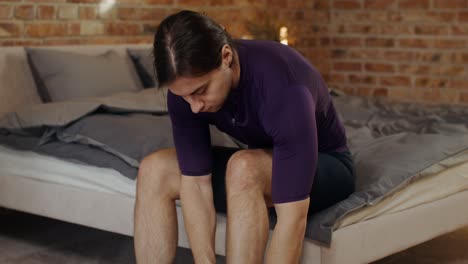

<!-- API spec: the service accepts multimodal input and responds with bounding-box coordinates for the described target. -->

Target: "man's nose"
[189,97,204,113]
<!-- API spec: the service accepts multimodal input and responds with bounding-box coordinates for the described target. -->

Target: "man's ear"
[221,44,233,67]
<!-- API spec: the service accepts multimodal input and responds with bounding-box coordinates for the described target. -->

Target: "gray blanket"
[303,93,468,245]
[0,88,244,178]
[1,88,467,246]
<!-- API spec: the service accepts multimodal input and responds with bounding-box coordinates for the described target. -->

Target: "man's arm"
[180,174,217,264]
[167,90,216,263]
[265,198,310,264]
[260,84,319,263]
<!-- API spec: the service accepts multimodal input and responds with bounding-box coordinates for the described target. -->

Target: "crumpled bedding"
[0,88,243,179]
[0,89,467,246]
[302,93,468,245]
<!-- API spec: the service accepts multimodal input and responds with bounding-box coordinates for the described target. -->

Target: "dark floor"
[0,209,225,264]
[0,208,467,263]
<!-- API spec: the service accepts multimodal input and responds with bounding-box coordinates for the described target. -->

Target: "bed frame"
[1,44,468,263]
[1,172,467,263]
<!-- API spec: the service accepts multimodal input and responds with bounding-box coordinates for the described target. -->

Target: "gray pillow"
[26,48,144,102]
[127,48,158,88]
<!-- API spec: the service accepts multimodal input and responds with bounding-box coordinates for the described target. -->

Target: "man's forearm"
[265,198,310,264]
[265,216,307,264]
[180,175,217,264]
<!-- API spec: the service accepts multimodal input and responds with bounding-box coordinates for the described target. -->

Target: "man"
[134,10,355,264]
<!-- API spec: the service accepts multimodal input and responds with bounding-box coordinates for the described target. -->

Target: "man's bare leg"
[134,148,218,264]
[225,149,274,264]
[134,148,181,264]
[225,149,311,263]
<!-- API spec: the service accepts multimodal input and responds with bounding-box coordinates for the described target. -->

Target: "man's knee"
[225,149,265,193]
[137,148,180,199]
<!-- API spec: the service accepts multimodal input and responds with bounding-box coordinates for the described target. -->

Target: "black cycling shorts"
[210,146,356,216]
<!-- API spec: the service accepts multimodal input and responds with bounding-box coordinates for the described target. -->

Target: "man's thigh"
[308,152,355,215]
[211,147,355,216]
[211,146,274,213]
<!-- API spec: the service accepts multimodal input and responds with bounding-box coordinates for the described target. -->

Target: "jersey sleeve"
[167,90,212,176]
[260,84,318,204]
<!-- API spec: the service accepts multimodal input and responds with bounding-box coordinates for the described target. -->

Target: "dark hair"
[153,10,235,88]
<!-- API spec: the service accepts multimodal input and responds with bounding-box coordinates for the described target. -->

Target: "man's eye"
[195,87,206,95]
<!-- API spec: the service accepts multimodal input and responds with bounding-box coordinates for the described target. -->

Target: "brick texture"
[1,0,300,46]
[315,0,468,104]
[0,5,12,19]
[37,5,56,19]
[0,0,467,104]
[14,5,34,20]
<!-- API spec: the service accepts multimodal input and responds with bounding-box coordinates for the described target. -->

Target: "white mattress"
[1,144,467,225]
[1,144,468,264]
[0,143,468,226]
[0,144,136,197]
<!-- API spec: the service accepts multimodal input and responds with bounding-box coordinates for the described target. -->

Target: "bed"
[0,44,467,264]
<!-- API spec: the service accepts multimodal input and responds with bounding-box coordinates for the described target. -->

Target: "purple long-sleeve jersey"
[167,39,349,204]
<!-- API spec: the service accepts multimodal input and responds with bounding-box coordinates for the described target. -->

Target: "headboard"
[0,43,152,116]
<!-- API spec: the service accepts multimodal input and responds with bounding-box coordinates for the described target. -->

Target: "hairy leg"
[134,148,181,264]
[225,149,274,264]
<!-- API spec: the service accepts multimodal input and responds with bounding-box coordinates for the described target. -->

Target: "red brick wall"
[312,0,468,104]
[1,0,467,104]
[0,0,310,46]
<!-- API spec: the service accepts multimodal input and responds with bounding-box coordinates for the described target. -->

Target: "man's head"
[153,10,239,113]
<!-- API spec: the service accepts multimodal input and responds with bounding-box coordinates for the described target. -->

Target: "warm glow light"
[99,0,116,14]
[279,26,288,45]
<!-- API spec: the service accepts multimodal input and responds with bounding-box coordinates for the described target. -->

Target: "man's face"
[168,45,236,114]
[168,65,233,113]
